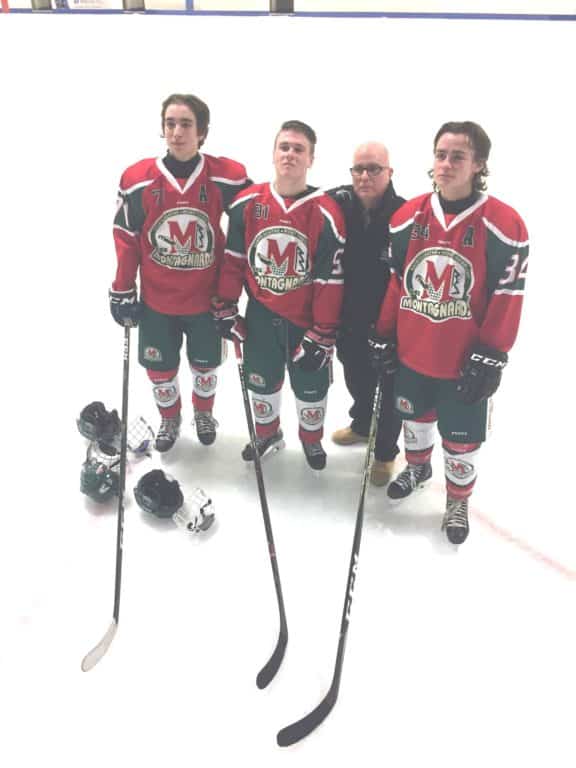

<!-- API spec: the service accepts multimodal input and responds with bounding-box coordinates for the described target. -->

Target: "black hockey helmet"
[77,401,121,444]
[134,469,184,518]
[80,443,120,504]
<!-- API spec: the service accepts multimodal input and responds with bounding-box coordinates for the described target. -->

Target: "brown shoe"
[370,460,395,487]
[331,426,368,446]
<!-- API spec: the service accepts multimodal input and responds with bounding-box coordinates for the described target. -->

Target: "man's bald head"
[351,142,393,209]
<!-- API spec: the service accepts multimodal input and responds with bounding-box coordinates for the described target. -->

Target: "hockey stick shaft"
[233,338,288,688]
[81,325,131,672]
[277,375,384,746]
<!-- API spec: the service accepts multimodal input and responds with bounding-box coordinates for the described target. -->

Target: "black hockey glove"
[456,343,508,404]
[211,298,247,342]
[368,330,398,376]
[292,327,336,372]
[109,286,141,328]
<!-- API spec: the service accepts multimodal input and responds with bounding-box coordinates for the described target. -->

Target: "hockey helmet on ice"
[80,443,120,504]
[77,401,121,445]
[134,469,184,518]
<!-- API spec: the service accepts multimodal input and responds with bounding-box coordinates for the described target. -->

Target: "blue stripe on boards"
[7,8,576,19]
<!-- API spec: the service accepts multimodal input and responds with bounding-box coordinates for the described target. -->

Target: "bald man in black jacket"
[328,142,405,485]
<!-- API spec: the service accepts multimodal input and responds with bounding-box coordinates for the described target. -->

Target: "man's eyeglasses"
[350,164,388,178]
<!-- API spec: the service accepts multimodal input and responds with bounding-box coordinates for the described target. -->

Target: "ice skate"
[242,430,285,461]
[155,414,181,453]
[302,440,327,471]
[194,410,218,446]
[387,462,432,500]
[442,497,469,545]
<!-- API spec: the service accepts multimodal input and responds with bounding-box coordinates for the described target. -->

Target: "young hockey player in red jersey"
[368,121,529,544]
[109,93,250,452]
[212,120,346,470]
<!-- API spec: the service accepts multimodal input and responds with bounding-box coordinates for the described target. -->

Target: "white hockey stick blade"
[81,620,118,672]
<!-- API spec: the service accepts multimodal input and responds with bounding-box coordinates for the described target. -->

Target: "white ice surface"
[1,13,575,768]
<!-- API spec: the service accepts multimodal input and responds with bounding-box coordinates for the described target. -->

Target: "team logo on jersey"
[144,346,162,362]
[396,396,414,416]
[248,373,266,388]
[402,247,473,323]
[300,407,324,427]
[444,456,474,480]
[149,208,215,270]
[194,374,217,393]
[248,226,311,295]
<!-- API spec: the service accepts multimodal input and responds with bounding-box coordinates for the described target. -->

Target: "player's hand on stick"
[211,298,247,342]
[367,330,398,376]
[109,287,141,328]
[292,327,336,372]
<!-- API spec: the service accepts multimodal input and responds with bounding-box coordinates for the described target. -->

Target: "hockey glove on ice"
[211,298,247,342]
[109,287,141,328]
[292,327,336,372]
[368,330,398,376]
[456,343,508,404]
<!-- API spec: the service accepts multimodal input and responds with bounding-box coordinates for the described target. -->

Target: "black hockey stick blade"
[233,338,288,689]
[277,682,338,747]
[81,619,118,672]
[256,624,288,689]
[277,378,384,747]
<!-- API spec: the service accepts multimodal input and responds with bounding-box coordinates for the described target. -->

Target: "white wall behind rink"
[3,0,576,14]
[0,12,573,364]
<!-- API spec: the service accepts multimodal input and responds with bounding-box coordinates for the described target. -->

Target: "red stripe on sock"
[300,427,323,444]
[256,418,280,439]
[405,447,433,465]
[193,394,215,412]
[446,479,476,499]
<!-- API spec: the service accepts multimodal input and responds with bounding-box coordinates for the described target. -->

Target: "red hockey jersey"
[112,154,249,315]
[376,192,529,379]
[218,183,345,330]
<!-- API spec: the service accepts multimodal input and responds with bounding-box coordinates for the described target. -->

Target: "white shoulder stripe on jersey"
[493,287,525,296]
[319,205,345,243]
[229,191,260,210]
[390,215,415,234]
[314,276,344,286]
[113,224,136,237]
[119,179,155,196]
[209,175,248,185]
[483,217,529,248]
[225,248,246,260]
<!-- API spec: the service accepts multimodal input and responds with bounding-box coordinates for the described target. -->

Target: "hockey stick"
[81,325,131,672]
[277,375,384,746]
[233,338,288,688]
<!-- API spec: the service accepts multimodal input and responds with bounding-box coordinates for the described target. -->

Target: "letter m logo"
[419,261,459,301]
[168,220,202,252]
[264,239,297,276]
